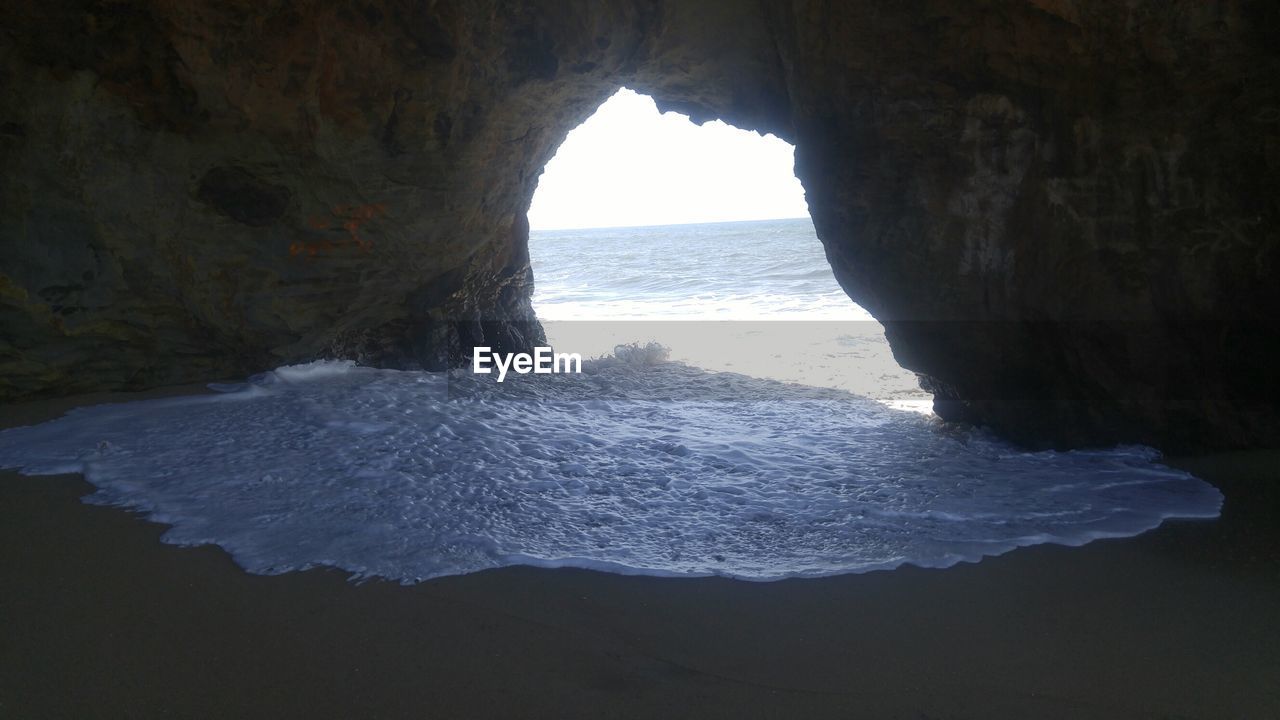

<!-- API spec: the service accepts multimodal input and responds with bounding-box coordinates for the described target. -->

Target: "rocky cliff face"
[1,0,1276,451]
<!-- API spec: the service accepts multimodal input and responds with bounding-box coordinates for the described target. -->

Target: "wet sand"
[1,388,1278,719]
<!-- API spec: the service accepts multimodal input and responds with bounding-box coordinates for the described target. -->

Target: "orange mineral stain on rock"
[335,203,388,252]
[293,203,388,257]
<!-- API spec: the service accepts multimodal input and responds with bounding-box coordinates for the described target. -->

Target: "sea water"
[531,219,930,410]
[0,219,1222,582]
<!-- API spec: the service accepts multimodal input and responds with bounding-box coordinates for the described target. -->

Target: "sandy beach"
[1,389,1278,719]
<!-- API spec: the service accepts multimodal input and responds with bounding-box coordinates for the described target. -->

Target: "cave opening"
[525,88,929,411]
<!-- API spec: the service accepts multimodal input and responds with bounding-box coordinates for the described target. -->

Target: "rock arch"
[1,0,1276,450]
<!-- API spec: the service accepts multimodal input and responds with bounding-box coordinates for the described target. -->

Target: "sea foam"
[0,357,1222,583]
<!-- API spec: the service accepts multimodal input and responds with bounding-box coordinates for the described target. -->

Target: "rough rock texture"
[1,0,1277,451]
[779,1,1280,451]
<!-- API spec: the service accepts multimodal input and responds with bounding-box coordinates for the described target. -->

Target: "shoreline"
[2,385,1278,718]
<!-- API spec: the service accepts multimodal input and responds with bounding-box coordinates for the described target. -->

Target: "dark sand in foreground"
[1,388,1278,719]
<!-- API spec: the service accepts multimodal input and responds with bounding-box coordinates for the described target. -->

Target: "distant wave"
[530,218,860,321]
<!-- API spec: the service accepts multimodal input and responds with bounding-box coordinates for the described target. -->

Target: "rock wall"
[1,0,1276,450]
[777,1,1280,450]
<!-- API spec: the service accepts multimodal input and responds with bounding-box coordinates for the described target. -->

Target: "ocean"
[0,219,1222,582]
[531,218,929,410]
[532,218,867,321]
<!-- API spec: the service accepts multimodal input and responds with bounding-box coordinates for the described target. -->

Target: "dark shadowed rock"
[0,0,1276,451]
[195,167,291,227]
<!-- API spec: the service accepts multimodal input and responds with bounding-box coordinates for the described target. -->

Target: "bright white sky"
[528,88,810,230]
